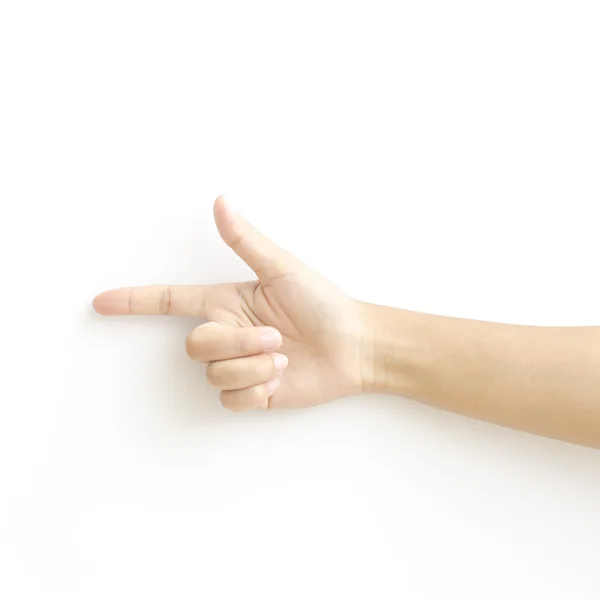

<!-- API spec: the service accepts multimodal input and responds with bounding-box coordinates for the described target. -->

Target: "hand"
[93,196,368,411]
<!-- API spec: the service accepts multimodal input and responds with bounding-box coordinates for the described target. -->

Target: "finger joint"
[158,286,172,315]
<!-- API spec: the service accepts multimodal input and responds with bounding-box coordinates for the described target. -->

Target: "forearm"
[360,302,600,448]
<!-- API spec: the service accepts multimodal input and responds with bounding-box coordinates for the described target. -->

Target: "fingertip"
[214,194,235,214]
[266,378,280,395]
[272,353,288,370]
[214,195,233,224]
[92,289,130,316]
[213,194,224,215]
[213,195,240,239]
[260,327,283,351]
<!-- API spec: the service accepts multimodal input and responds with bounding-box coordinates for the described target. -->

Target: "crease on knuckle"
[229,231,248,253]
[158,286,172,315]
[127,288,134,314]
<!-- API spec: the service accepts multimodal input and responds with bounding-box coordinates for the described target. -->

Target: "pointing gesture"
[93,196,367,411]
[94,196,600,448]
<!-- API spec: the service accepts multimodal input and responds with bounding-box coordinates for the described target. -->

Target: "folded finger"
[220,379,280,412]
[207,353,288,391]
[186,322,283,363]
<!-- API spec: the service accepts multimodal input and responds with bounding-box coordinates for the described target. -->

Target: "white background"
[1,1,599,598]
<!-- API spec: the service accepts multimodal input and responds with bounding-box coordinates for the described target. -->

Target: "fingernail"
[266,379,280,395]
[272,353,288,370]
[261,329,282,351]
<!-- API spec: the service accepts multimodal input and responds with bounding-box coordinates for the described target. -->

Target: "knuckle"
[220,391,245,412]
[185,333,196,358]
[158,286,172,315]
[206,363,226,387]
[126,288,134,314]
[185,324,217,362]
[185,332,206,361]
[219,392,235,411]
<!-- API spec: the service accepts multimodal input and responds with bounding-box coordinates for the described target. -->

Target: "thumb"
[213,195,300,281]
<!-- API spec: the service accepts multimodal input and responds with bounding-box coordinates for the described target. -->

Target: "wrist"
[358,301,428,397]
[358,301,379,393]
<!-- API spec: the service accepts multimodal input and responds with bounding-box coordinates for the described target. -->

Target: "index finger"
[92,285,209,317]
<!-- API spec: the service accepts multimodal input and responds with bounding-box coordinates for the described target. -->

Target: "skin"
[94,196,600,448]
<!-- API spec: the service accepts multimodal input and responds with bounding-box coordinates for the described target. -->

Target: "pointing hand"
[94,197,368,411]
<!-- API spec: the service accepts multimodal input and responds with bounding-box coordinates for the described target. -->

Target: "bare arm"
[361,303,600,448]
